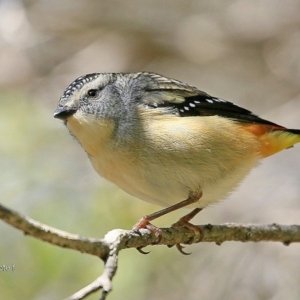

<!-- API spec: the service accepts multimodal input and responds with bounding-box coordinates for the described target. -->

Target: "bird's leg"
[133,192,203,253]
[171,207,202,230]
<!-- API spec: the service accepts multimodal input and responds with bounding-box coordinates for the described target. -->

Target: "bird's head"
[54,73,122,122]
[54,73,129,155]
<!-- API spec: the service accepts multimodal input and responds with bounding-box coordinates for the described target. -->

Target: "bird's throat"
[66,113,115,158]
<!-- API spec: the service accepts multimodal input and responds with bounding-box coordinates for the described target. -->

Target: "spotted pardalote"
[54,72,300,252]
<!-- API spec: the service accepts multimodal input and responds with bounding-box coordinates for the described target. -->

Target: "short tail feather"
[260,128,300,158]
[243,124,300,158]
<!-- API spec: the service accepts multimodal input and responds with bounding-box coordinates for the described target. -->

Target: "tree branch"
[1,202,300,299]
[0,203,109,257]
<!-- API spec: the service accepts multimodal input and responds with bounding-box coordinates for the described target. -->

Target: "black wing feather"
[156,92,281,127]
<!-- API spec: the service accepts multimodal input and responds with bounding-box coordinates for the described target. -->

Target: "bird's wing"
[142,73,282,128]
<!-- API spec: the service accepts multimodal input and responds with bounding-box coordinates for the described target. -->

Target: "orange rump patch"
[242,124,300,158]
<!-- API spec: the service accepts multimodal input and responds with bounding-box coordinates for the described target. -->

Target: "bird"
[54,72,300,253]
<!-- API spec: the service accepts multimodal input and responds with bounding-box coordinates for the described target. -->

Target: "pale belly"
[90,147,260,209]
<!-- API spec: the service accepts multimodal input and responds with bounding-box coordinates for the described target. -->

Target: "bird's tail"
[243,124,300,158]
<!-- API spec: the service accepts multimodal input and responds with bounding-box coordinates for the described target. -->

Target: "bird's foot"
[133,216,162,254]
[170,210,203,255]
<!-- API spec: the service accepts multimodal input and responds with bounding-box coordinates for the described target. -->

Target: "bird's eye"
[87,89,99,98]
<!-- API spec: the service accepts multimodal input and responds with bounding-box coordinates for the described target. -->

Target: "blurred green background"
[1,1,300,299]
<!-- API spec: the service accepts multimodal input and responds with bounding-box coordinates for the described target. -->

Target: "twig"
[65,255,118,300]
[0,203,109,258]
[2,202,300,299]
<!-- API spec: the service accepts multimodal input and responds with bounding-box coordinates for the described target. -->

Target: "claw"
[136,247,151,255]
[170,208,203,254]
[171,223,203,254]
[176,243,191,255]
[133,217,163,253]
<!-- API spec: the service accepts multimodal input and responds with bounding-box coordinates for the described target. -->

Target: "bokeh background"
[1,0,300,299]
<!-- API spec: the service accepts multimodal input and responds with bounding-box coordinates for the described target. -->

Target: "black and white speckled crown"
[61,73,100,99]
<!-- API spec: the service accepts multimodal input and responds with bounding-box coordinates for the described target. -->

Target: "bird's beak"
[53,107,77,120]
